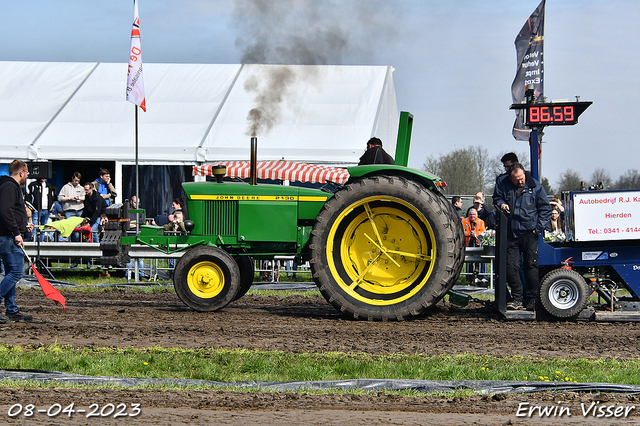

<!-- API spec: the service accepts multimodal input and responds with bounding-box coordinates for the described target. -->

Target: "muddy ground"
[1,287,640,425]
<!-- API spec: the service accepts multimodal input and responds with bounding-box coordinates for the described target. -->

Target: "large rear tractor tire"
[309,176,464,321]
[539,268,590,319]
[174,246,241,312]
[443,196,466,289]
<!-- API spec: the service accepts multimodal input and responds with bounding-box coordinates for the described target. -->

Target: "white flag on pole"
[126,0,146,111]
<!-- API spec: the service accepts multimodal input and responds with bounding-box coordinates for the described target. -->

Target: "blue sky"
[2,0,638,188]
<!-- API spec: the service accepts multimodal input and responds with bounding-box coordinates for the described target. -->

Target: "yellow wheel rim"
[326,196,436,305]
[187,261,226,299]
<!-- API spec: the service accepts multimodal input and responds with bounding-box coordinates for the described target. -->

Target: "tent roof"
[0,62,398,165]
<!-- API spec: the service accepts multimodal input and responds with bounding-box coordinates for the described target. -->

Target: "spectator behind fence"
[467,194,493,229]
[58,172,84,242]
[27,178,55,241]
[462,208,487,285]
[129,195,142,230]
[451,196,463,218]
[58,172,84,218]
[462,208,486,247]
[83,182,107,243]
[94,168,117,206]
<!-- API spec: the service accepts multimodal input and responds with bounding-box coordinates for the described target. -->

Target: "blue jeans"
[65,210,83,242]
[126,259,145,280]
[0,235,24,314]
[90,218,100,243]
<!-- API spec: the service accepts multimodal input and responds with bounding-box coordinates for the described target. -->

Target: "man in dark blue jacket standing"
[493,163,551,311]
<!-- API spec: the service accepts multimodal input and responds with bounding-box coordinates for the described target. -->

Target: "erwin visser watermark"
[516,401,636,418]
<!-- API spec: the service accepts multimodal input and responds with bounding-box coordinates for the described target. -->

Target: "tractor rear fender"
[346,165,445,193]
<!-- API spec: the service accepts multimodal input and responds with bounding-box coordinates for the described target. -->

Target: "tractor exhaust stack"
[250,136,258,185]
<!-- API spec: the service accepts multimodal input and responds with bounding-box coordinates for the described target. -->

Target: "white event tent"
[0,61,399,209]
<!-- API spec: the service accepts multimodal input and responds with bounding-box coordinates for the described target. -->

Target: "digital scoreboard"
[510,101,592,127]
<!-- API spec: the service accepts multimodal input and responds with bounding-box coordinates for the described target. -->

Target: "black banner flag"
[511,0,545,140]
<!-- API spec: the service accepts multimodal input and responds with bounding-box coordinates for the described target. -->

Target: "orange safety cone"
[20,246,66,310]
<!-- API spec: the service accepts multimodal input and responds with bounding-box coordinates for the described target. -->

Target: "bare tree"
[613,169,640,190]
[422,146,501,195]
[556,169,583,193]
[590,168,612,190]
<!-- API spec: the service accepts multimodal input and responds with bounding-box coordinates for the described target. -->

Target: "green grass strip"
[1,345,639,385]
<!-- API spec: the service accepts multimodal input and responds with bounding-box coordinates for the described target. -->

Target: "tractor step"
[595,312,640,322]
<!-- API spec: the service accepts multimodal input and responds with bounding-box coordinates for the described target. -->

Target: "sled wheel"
[539,268,590,319]
[174,246,240,312]
[233,256,255,301]
[309,176,461,321]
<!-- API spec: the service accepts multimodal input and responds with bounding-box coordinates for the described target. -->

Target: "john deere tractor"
[101,112,465,320]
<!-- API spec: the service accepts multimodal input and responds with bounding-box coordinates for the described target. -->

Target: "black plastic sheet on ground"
[2,370,640,395]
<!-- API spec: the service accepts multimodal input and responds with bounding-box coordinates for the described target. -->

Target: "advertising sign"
[573,191,640,242]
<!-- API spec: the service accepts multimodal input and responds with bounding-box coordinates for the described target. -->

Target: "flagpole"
[135,104,140,233]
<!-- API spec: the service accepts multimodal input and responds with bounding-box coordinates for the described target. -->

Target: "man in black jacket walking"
[0,160,34,323]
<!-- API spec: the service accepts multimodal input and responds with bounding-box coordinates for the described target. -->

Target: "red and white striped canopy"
[193,161,350,184]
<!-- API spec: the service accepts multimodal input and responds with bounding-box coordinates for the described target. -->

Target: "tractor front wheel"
[174,246,240,312]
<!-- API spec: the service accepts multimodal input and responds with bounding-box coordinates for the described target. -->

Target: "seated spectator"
[49,200,64,221]
[154,214,169,226]
[74,219,93,243]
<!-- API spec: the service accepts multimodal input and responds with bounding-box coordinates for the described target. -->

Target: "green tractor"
[100,112,465,320]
